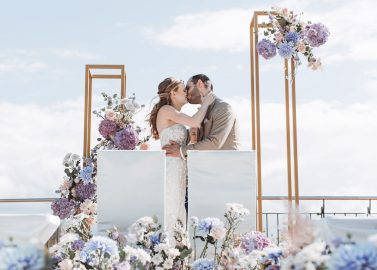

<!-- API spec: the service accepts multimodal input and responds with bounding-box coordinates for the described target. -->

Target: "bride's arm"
[161,93,215,128]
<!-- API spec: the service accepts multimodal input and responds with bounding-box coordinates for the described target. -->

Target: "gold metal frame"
[250,11,300,231]
[83,65,126,157]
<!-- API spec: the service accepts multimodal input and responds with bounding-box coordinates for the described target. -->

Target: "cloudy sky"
[1,0,376,214]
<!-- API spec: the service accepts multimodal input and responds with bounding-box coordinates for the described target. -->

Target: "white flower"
[59,259,74,270]
[211,224,226,240]
[80,200,97,215]
[124,99,140,113]
[163,258,174,269]
[105,110,116,121]
[136,248,151,265]
[167,248,180,258]
[191,216,199,227]
[154,243,170,253]
[152,253,164,265]
[226,203,250,217]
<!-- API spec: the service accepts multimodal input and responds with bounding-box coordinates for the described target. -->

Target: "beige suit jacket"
[181,97,239,157]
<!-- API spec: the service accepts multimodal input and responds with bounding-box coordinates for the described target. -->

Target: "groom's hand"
[162,140,181,157]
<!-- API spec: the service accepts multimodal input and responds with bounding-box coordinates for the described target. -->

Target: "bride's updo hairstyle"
[148,77,182,139]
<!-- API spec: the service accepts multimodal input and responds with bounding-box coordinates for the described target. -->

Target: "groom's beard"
[188,86,202,104]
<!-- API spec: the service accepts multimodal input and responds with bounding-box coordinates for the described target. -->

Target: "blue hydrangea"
[198,217,222,234]
[329,243,377,270]
[278,42,294,58]
[80,236,119,266]
[0,245,45,270]
[285,32,300,44]
[192,258,215,270]
[257,38,277,60]
[304,23,330,47]
[79,165,93,185]
[150,233,160,245]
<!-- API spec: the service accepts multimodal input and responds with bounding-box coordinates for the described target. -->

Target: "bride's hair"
[148,77,182,139]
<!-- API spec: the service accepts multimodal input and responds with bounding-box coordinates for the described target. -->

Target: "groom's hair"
[190,74,213,91]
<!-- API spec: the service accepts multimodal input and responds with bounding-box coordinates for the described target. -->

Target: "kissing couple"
[147,74,239,243]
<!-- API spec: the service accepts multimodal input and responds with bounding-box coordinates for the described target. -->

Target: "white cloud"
[52,49,100,60]
[0,62,47,72]
[145,8,255,52]
[147,0,377,64]
[0,49,47,72]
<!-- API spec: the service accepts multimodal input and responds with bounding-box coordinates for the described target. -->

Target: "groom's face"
[186,81,202,104]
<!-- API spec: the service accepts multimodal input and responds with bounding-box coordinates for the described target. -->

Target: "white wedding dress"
[160,124,187,241]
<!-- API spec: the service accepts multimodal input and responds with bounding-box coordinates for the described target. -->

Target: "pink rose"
[308,58,322,71]
[105,110,116,121]
[297,41,306,53]
[274,32,284,43]
[282,8,289,16]
[140,143,150,150]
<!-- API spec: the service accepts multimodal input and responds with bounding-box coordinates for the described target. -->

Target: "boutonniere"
[203,118,209,124]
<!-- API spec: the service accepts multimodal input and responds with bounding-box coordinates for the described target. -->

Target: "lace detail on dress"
[160,124,187,243]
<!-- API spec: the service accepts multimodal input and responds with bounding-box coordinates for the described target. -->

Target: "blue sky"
[1,0,377,214]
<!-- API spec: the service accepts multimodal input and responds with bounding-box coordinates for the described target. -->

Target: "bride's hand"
[202,92,215,107]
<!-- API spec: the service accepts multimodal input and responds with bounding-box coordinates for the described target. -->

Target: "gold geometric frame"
[83,65,126,157]
[250,11,300,231]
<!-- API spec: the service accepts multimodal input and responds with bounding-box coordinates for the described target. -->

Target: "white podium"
[97,150,165,233]
[187,151,256,231]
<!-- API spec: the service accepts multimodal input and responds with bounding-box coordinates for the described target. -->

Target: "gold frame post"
[83,64,127,157]
[250,11,300,231]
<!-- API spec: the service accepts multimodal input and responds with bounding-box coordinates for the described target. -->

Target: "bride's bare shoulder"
[159,105,176,114]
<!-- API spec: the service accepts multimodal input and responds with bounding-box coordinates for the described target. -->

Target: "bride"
[148,77,214,241]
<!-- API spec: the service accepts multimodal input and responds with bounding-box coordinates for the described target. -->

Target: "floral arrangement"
[51,93,149,241]
[93,92,149,151]
[257,7,330,70]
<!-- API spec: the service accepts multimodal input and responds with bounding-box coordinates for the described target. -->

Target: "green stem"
[193,227,197,261]
[199,238,209,258]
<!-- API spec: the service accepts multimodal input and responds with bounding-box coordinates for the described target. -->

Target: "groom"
[163,74,239,158]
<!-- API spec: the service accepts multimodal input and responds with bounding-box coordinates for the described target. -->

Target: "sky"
[0,0,377,215]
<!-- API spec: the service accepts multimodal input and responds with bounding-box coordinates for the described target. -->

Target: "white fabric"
[160,124,188,240]
[0,214,60,244]
[314,217,377,243]
[96,150,165,233]
[187,151,256,231]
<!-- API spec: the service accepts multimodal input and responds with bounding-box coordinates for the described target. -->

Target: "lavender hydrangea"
[51,198,75,219]
[75,182,96,201]
[304,23,330,47]
[99,119,117,138]
[114,126,139,150]
[79,165,93,185]
[0,245,45,270]
[192,258,215,270]
[285,31,300,44]
[241,231,271,253]
[72,239,85,251]
[329,244,377,270]
[278,42,294,58]
[257,38,277,60]
[80,236,119,267]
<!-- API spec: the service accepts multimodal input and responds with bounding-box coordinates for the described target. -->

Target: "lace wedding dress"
[160,124,187,241]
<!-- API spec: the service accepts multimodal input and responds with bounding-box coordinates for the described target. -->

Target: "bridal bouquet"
[257,7,330,70]
[93,92,149,151]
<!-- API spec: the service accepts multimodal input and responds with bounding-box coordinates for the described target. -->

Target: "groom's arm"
[181,102,235,157]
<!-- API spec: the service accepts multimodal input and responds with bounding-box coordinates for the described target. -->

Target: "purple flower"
[257,38,277,60]
[99,119,117,138]
[51,198,75,219]
[278,42,294,58]
[241,231,271,253]
[285,31,300,44]
[76,182,96,201]
[72,239,85,251]
[114,126,139,150]
[304,23,330,47]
